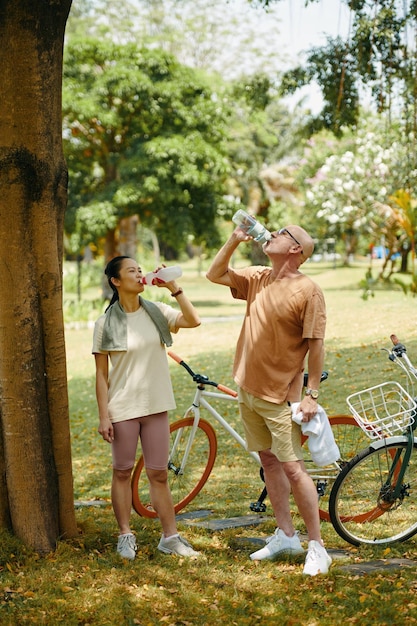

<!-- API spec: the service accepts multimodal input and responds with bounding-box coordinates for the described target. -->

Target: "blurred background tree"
[64,0,417,277]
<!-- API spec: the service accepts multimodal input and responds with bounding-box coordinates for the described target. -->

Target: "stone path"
[178,509,417,575]
[75,502,417,575]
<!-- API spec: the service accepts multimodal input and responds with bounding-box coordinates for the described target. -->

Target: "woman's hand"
[98,417,114,443]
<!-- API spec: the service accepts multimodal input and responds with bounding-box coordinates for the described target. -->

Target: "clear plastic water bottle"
[142,265,183,285]
[232,209,272,243]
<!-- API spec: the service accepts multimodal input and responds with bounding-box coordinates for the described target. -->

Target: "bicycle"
[131,351,368,520]
[329,334,417,546]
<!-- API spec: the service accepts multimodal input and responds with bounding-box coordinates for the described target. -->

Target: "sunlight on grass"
[1,259,417,624]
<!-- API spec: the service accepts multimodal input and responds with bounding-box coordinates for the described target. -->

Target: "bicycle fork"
[167,405,201,476]
[378,434,414,507]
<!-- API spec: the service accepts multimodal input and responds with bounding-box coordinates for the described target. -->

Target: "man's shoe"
[117,533,137,560]
[250,529,304,561]
[158,534,200,557]
[303,540,332,575]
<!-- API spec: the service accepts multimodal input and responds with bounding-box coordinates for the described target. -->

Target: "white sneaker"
[303,540,332,576]
[158,534,200,558]
[117,533,137,560]
[250,529,304,561]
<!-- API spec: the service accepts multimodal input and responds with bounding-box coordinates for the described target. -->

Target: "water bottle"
[142,265,183,285]
[232,209,272,243]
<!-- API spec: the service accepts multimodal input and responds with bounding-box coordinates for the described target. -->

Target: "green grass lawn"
[1,258,417,625]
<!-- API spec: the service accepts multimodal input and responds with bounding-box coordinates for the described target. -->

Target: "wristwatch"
[305,388,319,400]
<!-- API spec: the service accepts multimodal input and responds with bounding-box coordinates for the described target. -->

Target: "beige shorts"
[238,388,303,463]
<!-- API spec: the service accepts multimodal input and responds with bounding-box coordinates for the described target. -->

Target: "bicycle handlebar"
[169,351,329,397]
[167,351,238,397]
[390,333,407,357]
[384,334,417,380]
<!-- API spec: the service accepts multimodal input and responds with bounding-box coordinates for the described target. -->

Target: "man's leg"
[281,459,332,576]
[281,459,322,542]
[259,449,296,536]
[249,449,305,561]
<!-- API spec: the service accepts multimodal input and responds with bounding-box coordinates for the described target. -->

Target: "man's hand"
[297,395,318,421]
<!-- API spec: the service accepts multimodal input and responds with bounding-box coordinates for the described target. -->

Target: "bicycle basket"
[346,381,416,439]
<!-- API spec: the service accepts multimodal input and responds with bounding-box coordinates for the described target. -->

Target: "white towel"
[291,402,340,467]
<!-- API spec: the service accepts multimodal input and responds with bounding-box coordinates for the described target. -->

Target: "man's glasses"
[278,228,303,250]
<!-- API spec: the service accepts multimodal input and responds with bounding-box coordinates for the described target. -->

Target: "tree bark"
[0,0,77,551]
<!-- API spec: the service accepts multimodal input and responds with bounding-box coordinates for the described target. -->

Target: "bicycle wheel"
[329,439,417,545]
[131,415,217,518]
[301,415,369,522]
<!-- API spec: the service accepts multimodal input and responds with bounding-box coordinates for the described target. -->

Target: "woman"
[92,256,201,560]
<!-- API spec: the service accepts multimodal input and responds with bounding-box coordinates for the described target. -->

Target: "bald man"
[206,223,332,576]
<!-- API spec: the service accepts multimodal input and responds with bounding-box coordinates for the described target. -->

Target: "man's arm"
[305,338,325,392]
[298,338,325,420]
[206,228,249,286]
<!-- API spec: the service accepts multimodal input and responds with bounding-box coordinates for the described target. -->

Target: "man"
[206,223,332,576]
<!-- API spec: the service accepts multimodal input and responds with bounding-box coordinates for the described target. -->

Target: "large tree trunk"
[0,0,77,551]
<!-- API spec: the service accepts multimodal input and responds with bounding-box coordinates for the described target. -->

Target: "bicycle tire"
[301,415,368,522]
[131,415,217,518]
[329,438,417,545]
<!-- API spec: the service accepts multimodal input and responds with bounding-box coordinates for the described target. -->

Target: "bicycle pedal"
[249,502,267,513]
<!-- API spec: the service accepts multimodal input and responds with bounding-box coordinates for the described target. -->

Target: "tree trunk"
[0,0,77,551]
[119,215,139,257]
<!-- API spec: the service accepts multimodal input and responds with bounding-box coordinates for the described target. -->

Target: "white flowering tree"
[301,119,410,265]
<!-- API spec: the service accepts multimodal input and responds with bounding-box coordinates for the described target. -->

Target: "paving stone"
[182,513,272,531]
[339,558,417,575]
[327,548,351,560]
[176,509,214,521]
[74,499,109,508]
[178,514,415,575]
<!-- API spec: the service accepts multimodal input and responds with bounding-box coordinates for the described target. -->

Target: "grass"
[1,257,417,625]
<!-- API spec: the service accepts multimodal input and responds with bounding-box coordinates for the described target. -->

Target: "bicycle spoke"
[329,440,417,545]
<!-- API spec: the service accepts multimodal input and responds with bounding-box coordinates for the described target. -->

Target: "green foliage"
[393,273,417,297]
[63,260,103,293]
[279,1,417,136]
[296,117,413,260]
[359,268,376,300]
[281,37,359,135]
[231,74,273,111]
[63,2,309,259]
[63,39,231,254]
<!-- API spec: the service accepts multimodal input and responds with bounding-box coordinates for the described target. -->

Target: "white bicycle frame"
[169,386,261,475]
[169,384,344,484]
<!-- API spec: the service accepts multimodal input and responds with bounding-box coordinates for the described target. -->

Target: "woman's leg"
[146,467,177,537]
[140,412,178,537]
[111,419,141,534]
[112,467,134,534]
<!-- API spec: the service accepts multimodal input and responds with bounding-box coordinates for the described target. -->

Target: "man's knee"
[259,449,279,470]
[282,460,305,483]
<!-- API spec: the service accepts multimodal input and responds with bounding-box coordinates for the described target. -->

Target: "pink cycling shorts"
[111,411,170,471]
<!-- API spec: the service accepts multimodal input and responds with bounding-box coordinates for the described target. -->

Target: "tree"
[0,0,78,551]
[63,38,231,259]
[66,0,289,81]
[280,1,417,138]
[298,118,411,264]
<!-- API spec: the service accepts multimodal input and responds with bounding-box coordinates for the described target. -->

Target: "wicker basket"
[346,381,416,439]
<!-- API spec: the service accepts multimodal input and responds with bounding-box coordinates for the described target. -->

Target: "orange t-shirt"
[229,266,326,404]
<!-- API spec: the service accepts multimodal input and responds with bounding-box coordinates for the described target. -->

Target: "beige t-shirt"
[229,266,326,404]
[92,302,179,423]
